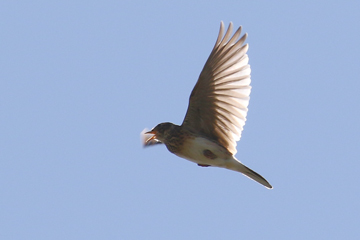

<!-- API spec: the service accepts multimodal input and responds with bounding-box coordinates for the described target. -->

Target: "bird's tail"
[226,158,272,189]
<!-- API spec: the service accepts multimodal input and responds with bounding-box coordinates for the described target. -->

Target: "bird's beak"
[143,129,160,147]
[141,128,162,147]
[145,133,157,143]
[145,130,156,135]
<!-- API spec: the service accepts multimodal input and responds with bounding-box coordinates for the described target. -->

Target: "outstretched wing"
[182,22,251,155]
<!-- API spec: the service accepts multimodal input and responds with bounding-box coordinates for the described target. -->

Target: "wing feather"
[182,22,251,154]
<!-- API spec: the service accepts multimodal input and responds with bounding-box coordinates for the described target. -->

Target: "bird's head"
[143,122,175,146]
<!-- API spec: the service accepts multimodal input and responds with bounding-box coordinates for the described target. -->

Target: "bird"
[142,21,272,189]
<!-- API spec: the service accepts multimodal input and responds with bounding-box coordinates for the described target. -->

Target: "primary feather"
[182,22,251,155]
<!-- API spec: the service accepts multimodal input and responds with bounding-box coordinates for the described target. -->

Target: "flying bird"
[142,22,272,189]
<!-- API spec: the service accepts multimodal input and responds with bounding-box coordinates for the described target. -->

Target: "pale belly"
[174,137,232,167]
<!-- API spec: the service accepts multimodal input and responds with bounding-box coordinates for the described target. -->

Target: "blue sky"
[1,1,360,239]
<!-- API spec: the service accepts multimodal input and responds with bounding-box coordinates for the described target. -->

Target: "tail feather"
[227,158,272,189]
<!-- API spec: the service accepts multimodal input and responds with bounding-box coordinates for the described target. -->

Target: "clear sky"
[1,1,360,239]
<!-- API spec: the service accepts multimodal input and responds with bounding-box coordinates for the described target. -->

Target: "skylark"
[142,22,272,189]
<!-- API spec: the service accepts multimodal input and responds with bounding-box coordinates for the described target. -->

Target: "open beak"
[145,131,157,143]
[141,129,161,147]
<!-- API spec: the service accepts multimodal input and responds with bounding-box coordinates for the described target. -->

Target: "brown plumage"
[142,22,272,189]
